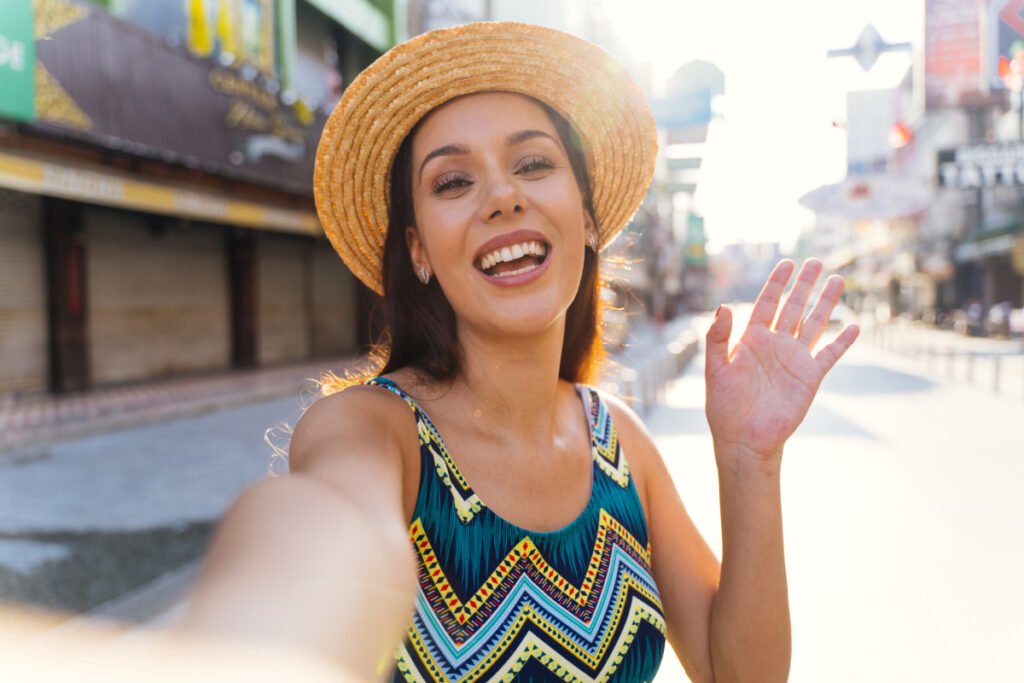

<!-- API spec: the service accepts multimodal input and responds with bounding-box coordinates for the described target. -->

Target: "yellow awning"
[0,148,320,235]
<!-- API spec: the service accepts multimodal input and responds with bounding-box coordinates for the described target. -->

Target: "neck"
[449,319,572,446]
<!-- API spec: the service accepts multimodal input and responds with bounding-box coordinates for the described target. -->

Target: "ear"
[583,210,598,246]
[405,226,428,269]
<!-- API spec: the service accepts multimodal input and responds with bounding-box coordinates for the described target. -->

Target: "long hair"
[322,98,605,394]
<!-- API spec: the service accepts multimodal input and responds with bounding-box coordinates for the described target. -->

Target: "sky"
[602,0,923,253]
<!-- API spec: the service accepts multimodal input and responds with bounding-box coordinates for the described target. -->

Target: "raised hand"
[704,259,860,465]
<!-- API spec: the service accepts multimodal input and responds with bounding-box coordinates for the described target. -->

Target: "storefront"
[0,2,368,396]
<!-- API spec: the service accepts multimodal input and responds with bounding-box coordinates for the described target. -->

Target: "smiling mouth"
[475,240,549,278]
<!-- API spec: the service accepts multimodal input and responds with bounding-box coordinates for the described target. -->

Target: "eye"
[432,172,473,194]
[516,155,556,175]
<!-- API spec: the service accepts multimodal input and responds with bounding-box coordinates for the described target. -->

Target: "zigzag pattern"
[397,510,664,682]
[588,389,629,488]
[364,378,666,682]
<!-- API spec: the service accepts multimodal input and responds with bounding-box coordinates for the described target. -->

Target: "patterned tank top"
[366,377,666,683]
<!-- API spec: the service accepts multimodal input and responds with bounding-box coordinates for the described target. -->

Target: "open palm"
[705,259,860,462]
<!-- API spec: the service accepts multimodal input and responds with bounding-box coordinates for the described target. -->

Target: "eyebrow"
[416,130,560,181]
[418,144,469,181]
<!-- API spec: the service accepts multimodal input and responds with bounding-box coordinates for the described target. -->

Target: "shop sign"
[0,0,35,122]
[925,0,983,110]
[0,149,319,234]
[953,232,1018,262]
[937,143,1024,188]
[987,1,1024,90]
[28,7,323,194]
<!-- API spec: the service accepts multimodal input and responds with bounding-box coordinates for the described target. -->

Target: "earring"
[417,266,431,285]
[586,232,599,252]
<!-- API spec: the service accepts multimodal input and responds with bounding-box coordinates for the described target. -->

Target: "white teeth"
[478,240,548,271]
[492,263,540,278]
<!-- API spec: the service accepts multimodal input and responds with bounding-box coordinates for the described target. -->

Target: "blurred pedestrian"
[181,22,860,683]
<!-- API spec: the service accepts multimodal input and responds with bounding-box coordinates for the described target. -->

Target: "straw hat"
[313,21,657,295]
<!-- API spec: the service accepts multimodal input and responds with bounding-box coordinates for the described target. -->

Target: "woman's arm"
[703,258,858,681]
[180,387,418,681]
[613,259,858,683]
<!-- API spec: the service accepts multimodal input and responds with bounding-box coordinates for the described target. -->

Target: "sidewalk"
[861,319,1024,403]
[0,357,361,455]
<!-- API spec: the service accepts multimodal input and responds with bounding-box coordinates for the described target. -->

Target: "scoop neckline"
[375,377,599,538]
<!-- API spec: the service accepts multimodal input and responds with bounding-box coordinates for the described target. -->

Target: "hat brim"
[314,21,658,295]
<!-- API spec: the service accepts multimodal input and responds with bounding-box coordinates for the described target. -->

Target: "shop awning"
[953,228,1023,263]
[306,0,392,52]
[0,148,320,235]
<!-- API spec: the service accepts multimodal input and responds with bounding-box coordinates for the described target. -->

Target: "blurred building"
[710,242,782,303]
[622,60,722,315]
[799,0,1024,328]
[0,0,396,397]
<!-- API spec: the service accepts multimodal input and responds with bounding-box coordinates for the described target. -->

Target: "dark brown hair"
[323,97,604,394]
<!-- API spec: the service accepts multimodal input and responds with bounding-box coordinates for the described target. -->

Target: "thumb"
[705,305,732,380]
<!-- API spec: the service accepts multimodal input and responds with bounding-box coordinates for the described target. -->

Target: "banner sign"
[988,0,1024,90]
[28,2,324,194]
[0,0,35,122]
[938,143,1024,187]
[925,0,983,110]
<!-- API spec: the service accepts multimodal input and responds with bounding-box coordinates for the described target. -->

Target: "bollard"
[946,348,955,379]
[966,352,975,384]
[993,354,1001,394]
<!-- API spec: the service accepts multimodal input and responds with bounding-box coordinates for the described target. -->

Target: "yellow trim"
[0,148,319,235]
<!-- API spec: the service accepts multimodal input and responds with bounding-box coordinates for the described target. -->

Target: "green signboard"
[0,0,35,122]
[685,212,707,266]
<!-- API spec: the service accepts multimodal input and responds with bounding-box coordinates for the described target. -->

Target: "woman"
[183,22,859,682]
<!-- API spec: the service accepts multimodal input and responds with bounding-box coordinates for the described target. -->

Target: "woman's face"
[407,92,594,340]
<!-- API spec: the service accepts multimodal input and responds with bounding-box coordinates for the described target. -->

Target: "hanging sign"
[0,0,35,122]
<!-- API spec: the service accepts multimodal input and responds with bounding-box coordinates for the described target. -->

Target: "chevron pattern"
[397,511,665,682]
[365,378,666,682]
[589,391,629,488]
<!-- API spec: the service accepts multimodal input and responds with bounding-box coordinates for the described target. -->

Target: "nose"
[480,172,527,222]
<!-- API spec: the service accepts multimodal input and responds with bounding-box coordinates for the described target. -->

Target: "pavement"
[861,318,1024,403]
[0,357,360,454]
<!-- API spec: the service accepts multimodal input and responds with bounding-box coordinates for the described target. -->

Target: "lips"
[473,229,551,280]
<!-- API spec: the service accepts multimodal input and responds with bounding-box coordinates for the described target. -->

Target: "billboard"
[925,0,984,110]
[988,0,1024,90]
[0,0,35,122]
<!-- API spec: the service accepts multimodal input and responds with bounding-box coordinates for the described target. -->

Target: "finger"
[797,275,845,348]
[814,323,861,374]
[748,260,795,328]
[705,305,733,380]
[773,259,823,335]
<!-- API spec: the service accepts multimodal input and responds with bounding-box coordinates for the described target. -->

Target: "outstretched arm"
[705,258,859,681]
[181,387,418,681]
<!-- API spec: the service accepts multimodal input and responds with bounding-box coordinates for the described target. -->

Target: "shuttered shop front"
[0,189,47,394]
[85,208,231,384]
[257,232,311,365]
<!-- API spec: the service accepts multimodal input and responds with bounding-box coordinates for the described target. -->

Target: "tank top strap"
[579,385,631,489]
[363,376,484,525]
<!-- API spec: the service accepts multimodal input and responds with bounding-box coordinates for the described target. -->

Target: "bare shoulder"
[289,381,418,496]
